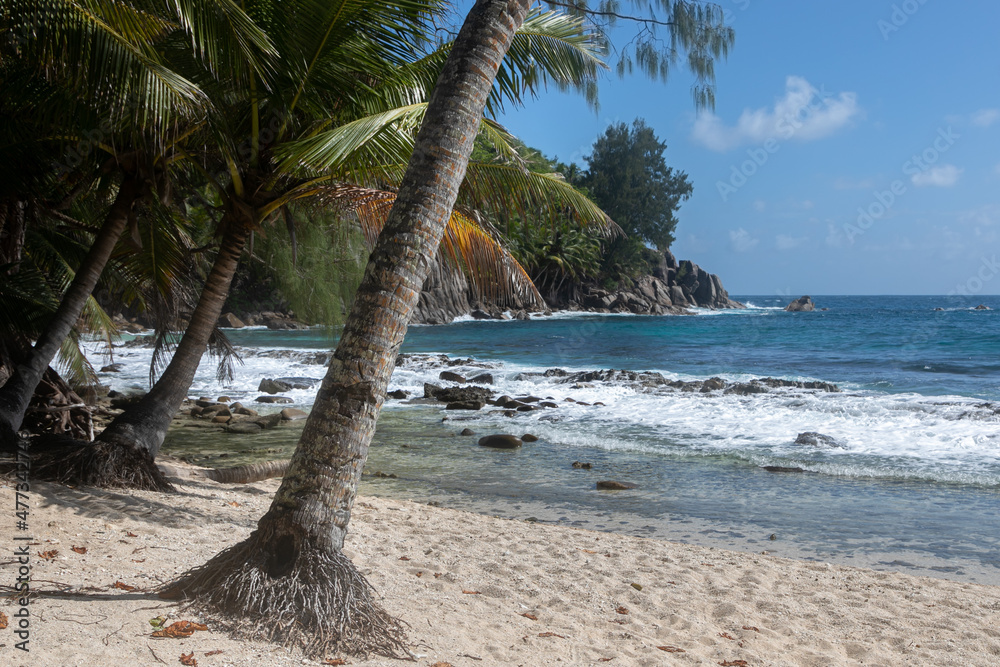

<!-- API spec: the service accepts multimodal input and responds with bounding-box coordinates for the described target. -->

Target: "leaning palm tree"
[62,0,610,491]
[166,0,732,658]
[0,0,274,448]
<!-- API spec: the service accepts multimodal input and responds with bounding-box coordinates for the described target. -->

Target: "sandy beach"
[2,458,998,667]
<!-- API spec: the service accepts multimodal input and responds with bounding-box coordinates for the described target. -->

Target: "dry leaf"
[599,659,613,663]
[38,550,58,560]
[152,620,208,638]
[0,611,8,629]
[415,572,423,578]
[205,651,223,657]
[433,573,442,578]
[461,590,480,595]
[742,625,760,633]
[322,660,347,666]
[615,606,629,615]
[179,653,198,666]
[113,581,136,592]
[429,663,452,667]
[719,661,748,667]
[399,556,411,561]
[581,549,597,554]
[71,546,87,554]
[701,563,714,567]
[227,501,240,507]
[719,632,736,640]
[126,531,138,537]
[538,632,565,638]
[520,613,538,621]
[133,559,146,563]
[657,646,685,653]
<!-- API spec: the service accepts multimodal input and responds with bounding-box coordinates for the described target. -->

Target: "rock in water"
[785,296,815,312]
[572,461,592,469]
[794,432,843,448]
[218,312,245,328]
[596,480,637,490]
[280,408,308,420]
[460,428,476,436]
[439,370,466,383]
[521,434,539,442]
[387,389,408,399]
[478,434,523,449]
[258,378,291,394]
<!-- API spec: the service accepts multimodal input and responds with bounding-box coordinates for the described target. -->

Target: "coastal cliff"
[411,248,742,324]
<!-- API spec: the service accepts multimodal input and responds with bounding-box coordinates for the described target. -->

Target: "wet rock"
[371,471,398,479]
[539,401,559,409]
[259,378,291,394]
[430,386,494,403]
[469,372,494,384]
[424,382,443,398]
[212,415,231,424]
[388,389,408,399]
[255,395,293,404]
[544,368,569,377]
[478,434,523,449]
[445,400,484,410]
[724,382,769,396]
[234,406,258,417]
[218,312,245,328]
[596,480,637,490]
[761,466,806,473]
[217,396,231,403]
[189,407,203,417]
[794,432,843,448]
[502,410,517,418]
[701,377,726,392]
[521,433,539,442]
[439,370,466,383]
[255,413,283,429]
[572,461,592,469]
[460,428,476,436]
[100,363,124,373]
[516,395,542,403]
[785,295,815,312]
[280,408,309,420]
[974,304,991,310]
[516,405,536,412]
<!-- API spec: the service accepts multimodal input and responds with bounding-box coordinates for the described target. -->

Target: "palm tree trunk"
[166,0,532,657]
[39,216,249,490]
[0,176,143,448]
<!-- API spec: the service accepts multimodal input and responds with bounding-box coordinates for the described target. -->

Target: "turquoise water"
[127,295,1000,583]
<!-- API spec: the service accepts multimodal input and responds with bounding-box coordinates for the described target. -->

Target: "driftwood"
[204,459,289,484]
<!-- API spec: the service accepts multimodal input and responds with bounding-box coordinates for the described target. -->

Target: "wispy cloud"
[776,234,807,250]
[692,76,860,151]
[971,108,1000,127]
[911,164,962,187]
[729,228,759,253]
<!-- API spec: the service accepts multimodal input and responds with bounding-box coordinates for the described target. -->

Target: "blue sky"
[492,0,1000,295]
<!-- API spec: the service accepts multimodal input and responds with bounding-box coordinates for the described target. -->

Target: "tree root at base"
[29,436,175,492]
[163,531,409,659]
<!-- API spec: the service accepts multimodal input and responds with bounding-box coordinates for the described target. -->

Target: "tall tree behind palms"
[169,0,732,658]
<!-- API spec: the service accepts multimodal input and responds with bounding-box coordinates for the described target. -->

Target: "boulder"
[785,296,815,312]
[429,386,494,403]
[478,434,522,449]
[460,428,476,436]
[762,466,806,473]
[226,422,262,434]
[974,304,991,310]
[469,372,494,384]
[218,312,245,328]
[701,377,726,392]
[794,432,843,448]
[280,408,309,421]
[445,400,484,410]
[255,413,283,429]
[387,389,409,399]
[572,461,593,469]
[439,370,467,383]
[234,406,258,417]
[521,434,539,442]
[423,382,443,398]
[596,480,638,490]
[100,363,124,373]
[255,395,293,404]
[259,378,292,394]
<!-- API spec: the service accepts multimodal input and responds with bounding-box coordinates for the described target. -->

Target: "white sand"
[2,459,999,666]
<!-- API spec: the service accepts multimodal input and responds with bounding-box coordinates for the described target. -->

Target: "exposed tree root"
[204,459,289,484]
[29,436,175,492]
[163,529,408,659]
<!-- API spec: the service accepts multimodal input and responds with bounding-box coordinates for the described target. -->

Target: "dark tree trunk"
[166,0,532,657]
[0,177,143,448]
[41,217,249,490]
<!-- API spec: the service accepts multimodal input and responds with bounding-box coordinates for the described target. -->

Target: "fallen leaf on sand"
[433,573,442,578]
[462,590,481,595]
[399,556,411,561]
[429,663,452,667]
[581,549,597,554]
[719,661,748,667]
[179,653,197,666]
[132,559,146,563]
[538,632,566,638]
[719,632,736,640]
[322,659,347,665]
[152,620,209,638]
[126,531,138,537]
[71,546,87,554]
[520,613,538,621]
[742,625,760,632]
[615,606,629,615]
[657,646,685,653]
[599,659,613,663]
[701,563,714,567]
[0,611,8,629]
[205,651,223,657]
[227,501,240,507]
[416,572,423,578]
[38,550,58,560]
[113,581,136,592]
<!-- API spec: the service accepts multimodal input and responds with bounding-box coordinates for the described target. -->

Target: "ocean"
[85,295,1000,584]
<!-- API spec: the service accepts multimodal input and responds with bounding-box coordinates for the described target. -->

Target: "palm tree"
[64,0,610,491]
[167,0,732,658]
[0,0,274,449]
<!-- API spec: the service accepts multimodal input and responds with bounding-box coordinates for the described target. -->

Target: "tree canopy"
[582,118,691,250]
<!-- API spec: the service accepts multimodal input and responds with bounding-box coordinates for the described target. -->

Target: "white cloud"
[911,164,962,187]
[825,223,845,248]
[971,108,1000,127]
[776,234,807,250]
[729,228,759,253]
[753,199,766,212]
[692,76,860,151]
